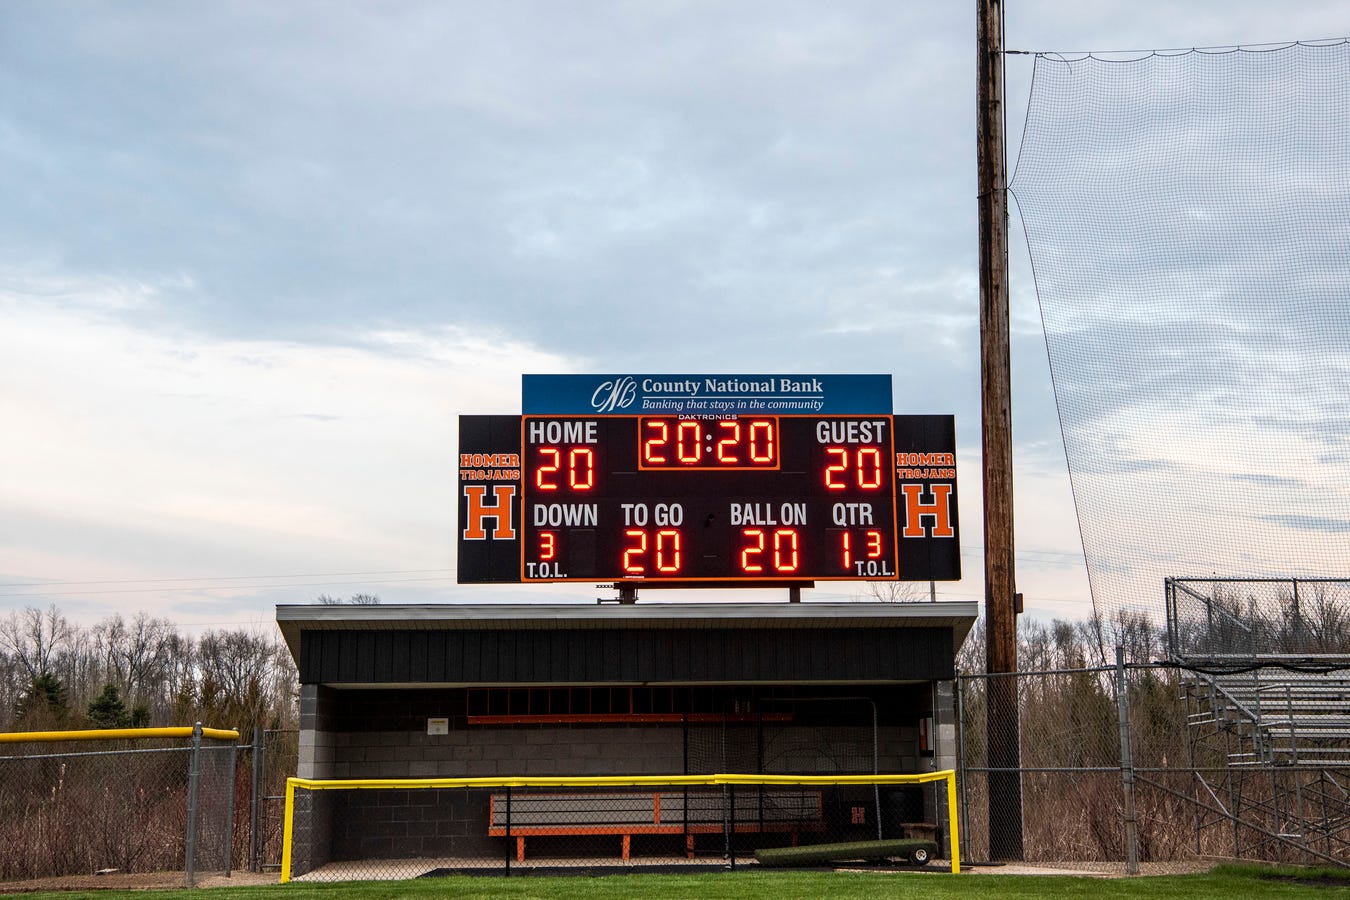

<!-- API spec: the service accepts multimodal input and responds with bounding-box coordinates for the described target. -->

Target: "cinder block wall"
[333,723,685,778]
[926,678,958,857]
[329,787,495,861]
[297,684,338,779]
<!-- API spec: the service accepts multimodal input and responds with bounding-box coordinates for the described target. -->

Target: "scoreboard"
[458,396,961,586]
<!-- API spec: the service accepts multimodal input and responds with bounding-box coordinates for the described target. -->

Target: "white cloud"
[0,271,574,624]
[9,2,1342,636]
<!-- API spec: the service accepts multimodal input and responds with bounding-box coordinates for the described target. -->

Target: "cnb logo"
[591,376,638,412]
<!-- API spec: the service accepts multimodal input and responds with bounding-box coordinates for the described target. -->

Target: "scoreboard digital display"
[458,409,961,586]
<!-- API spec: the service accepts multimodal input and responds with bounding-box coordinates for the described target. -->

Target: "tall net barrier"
[0,726,240,885]
[1011,42,1350,638]
[280,772,958,881]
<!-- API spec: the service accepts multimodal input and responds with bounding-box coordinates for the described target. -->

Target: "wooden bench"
[488,790,824,861]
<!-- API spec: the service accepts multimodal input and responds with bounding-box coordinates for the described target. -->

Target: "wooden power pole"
[977,0,1024,860]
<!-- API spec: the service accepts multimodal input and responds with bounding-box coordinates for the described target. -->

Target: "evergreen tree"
[86,682,130,728]
[129,703,151,728]
[15,671,68,728]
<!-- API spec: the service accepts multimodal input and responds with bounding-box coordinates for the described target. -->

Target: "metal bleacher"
[1167,577,1350,866]
[1187,666,1350,767]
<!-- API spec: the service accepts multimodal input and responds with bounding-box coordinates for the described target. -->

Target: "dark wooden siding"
[298,627,954,685]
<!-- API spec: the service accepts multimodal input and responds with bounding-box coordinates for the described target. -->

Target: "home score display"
[458,409,961,586]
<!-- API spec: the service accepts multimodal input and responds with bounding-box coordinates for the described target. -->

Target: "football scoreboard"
[457,375,960,586]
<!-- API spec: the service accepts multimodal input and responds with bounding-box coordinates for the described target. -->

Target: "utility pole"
[977,0,1024,859]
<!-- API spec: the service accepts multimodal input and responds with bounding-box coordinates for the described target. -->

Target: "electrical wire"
[0,575,461,600]
[0,568,455,588]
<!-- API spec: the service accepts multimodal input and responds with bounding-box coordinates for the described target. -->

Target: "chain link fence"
[1167,577,1350,663]
[247,727,297,874]
[959,658,1350,869]
[0,725,240,885]
[281,773,957,880]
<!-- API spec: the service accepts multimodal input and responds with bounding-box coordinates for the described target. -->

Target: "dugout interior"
[276,601,975,875]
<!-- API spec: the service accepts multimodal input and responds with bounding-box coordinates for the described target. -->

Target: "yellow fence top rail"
[286,770,956,791]
[280,770,961,879]
[0,726,240,743]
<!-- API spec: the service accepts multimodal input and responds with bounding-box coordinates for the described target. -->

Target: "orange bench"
[488,790,824,861]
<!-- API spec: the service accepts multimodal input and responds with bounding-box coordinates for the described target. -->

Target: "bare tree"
[1304,585,1350,652]
[957,616,986,674]
[0,647,25,728]
[95,613,174,707]
[196,629,296,730]
[316,593,381,605]
[852,582,927,602]
[59,625,101,708]
[0,605,72,679]
[0,605,303,731]
[160,630,198,723]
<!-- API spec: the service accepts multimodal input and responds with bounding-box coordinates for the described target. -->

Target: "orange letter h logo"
[462,485,517,540]
[901,483,954,538]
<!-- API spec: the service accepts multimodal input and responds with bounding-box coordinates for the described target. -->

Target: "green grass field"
[12,865,1350,900]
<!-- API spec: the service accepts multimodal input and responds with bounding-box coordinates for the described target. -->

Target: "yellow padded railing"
[0,726,240,743]
[281,769,960,880]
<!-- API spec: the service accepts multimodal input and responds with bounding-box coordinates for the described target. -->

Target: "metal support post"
[185,722,203,887]
[728,784,736,870]
[250,727,262,872]
[1292,579,1303,650]
[221,729,238,877]
[956,673,971,864]
[1115,648,1140,874]
[505,786,512,876]
[872,699,882,840]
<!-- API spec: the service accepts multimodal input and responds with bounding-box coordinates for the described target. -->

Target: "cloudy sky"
[1,2,1345,632]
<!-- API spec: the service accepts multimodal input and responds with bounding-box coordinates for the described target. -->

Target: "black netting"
[1011,42,1350,640]
[685,699,881,776]
[284,778,951,880]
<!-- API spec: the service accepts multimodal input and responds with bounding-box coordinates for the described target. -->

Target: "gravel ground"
[0,860,1223,891]
[0,871,278,892]
[957,860,1220,877]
